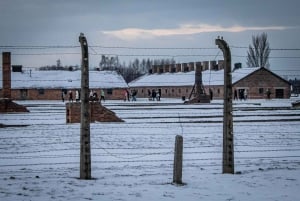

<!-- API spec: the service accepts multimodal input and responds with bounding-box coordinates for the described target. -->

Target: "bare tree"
[246,32,270,68]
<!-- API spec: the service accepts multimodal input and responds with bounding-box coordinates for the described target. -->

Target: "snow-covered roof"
[129,67,260,87]
[0,70,128,89]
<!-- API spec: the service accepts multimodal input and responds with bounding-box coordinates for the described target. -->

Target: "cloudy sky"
[0,0,299,77]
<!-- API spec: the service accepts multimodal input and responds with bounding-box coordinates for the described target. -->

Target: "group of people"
[233,89,272,100]
[234,89,248,101]
[89,89,105,102]
[62,90,80,102]
[62,89,105,102]
[124,89,137,101]
[148,89,161,101]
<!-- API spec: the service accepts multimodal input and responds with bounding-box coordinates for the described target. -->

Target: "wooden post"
[215,37,234,174]
[173,135,183,184]
[79,33,91,179]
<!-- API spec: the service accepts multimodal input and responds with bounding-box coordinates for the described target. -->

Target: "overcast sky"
[0,0,299,77]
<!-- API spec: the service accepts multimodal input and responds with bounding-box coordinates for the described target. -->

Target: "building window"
[107,89,113,95]
[165,89,168,94]
[178,88,181,93]
[38,88,45,95]
[172,89,174,93]
[217,88,220,94]
[259,88,264,94]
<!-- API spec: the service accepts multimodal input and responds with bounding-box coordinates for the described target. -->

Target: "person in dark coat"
[152,89,156,101]
[68,90,73,102]
[234,89,238,100]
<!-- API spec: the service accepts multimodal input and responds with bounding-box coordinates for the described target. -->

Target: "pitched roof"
[129,67,260,87]
[0,70,128,89]
[233,67,291,85]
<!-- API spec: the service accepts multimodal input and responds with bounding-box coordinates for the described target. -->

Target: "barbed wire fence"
[0,44,300,179]
[0,101,300,179]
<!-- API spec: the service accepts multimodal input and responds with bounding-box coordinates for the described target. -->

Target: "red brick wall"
[5,88,126,100]
[2,52,11,99]
[233,68,291,99]
[132,86,224,100]
[66,102,123,123]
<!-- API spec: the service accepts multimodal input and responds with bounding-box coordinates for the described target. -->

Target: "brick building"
[129,61,291,100]
[0,68,128,100]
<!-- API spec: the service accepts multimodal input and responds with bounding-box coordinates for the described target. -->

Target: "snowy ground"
[0,98,300,201]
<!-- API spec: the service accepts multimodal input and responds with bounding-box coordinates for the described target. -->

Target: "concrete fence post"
[173,135,183,185]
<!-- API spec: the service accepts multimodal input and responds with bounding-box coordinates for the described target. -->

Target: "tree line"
[97,55,176,83]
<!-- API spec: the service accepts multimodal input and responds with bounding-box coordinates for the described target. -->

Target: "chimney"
[210,60,217,71]
[188,62,195,71]
[195,62,202,71]
[176,63,181,72]
[158,65,163,74]
[202,61,209,71]
[182,63,188,72]
[152,65,157,73]
[170,64,176,73]
[218,60,224,70]
[2,52,11,99]
[164,64,170,73]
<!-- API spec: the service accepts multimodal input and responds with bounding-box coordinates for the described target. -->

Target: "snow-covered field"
[0,98,300,201]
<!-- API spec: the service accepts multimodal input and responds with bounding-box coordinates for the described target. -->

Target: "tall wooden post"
[215,37,234,174]
[79,33,91,179]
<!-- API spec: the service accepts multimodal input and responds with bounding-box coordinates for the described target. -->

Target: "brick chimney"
[188,62,195,71]
[195,62,202,71]
[202,61,209,71]
[2,52,11,99]
[182,63,188,72]
[152,65,157,73]
[158,65,163,74]
[164,64,170,73]
[218,60,224,70]
[210,60,217,71]
[170,64,176,73]
[176,63,181,72]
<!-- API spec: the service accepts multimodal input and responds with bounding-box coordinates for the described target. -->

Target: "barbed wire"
[1,44,300,51]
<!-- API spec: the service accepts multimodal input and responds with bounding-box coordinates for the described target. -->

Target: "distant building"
[0,68,128,100]
[129,61,291,99]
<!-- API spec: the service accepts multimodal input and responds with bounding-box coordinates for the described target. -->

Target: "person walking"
[156,90,160,101]
[266,89,271,99]
[148,89,152,101]
[75,90,80,102]
[209,88,213,101]
[151,89,156,101]
[89,90,94,101]
[100,89,105,102]
[68,90,73,102]
[124,89,128,101]
[244,89,248,100]
[132,89,137,101]
[234,89,238,100]
[61,91,65,102]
